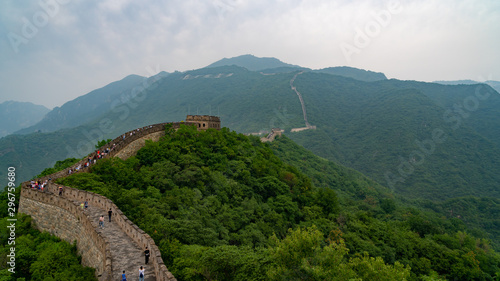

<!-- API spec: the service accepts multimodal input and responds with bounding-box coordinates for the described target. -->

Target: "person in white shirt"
[139,266,145,281]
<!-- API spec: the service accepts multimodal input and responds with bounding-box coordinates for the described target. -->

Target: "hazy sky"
[1,0,499,109]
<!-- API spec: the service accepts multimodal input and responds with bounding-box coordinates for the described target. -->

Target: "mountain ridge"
[434,79,500,94]
[1,59,499,206]
[14,74,148,135]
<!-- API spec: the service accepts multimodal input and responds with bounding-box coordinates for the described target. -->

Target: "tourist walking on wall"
[144,247,150,264]
[139,266,145,281]
[58,186,63,196]
[84,199,88,210]
[99,215,104,229]
[121,270,127,281]
[108,208,112,222]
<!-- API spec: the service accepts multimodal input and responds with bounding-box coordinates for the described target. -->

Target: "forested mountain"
[205,54,301,71]
[1,61,500,207]
[288,72,500,199]
[5,55,499,278]
[0,101,49,138]
[14,74,151,135]
[487,80,500,93]
[54,126,500,280]
[270,135,500,252]
[314,66,387,81]
[434,79,500,94]
[207,55,387,82]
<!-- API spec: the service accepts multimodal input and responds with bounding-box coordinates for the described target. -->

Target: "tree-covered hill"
[288,72,500,200]
[205,54,301,71]
[55,126,500,280]
[1,61,499,207]
[434,80,500,94]
[14,74,150,135]
[314,66,387,81]
[270,135,500,252]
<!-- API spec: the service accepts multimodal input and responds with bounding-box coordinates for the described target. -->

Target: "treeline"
[54,125,499,280]
[270,136,500,252]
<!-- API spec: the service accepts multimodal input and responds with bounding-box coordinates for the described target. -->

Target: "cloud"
[0,0,499,108]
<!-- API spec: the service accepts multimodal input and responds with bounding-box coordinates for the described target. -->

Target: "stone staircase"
[85,205,155,281]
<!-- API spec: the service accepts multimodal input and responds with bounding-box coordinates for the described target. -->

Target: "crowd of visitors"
[29,179,49,190]
[24,124,165,281]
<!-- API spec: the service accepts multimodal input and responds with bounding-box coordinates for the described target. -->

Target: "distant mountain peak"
[205,54,301,71]
[314,66,387,82]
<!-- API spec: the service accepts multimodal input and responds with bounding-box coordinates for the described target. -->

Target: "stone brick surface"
[114,131,164,160]
[19,193,109,278]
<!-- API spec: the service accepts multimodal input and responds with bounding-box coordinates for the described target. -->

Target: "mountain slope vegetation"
[434,80,500,94]
[55,126,500,280]
[289,72,500,199]
[314,66,387,81]
[15,74,148,135]
[205,54,301,71]
[1,57,499,207]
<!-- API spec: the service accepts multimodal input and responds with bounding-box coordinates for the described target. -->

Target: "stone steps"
[85,205,155,281]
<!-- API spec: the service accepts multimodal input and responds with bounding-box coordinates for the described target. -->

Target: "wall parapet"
[36,182,177,281]
[19,186,112,280]
[35,121,199,183]
[19,116,221,281]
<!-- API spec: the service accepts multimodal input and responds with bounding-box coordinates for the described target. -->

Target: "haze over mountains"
[2,55,499,204]
[0,101,49,138]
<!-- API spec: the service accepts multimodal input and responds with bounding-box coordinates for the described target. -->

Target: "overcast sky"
[1,0,499,109]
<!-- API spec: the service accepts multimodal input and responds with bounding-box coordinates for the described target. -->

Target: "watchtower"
[186,115,221,130]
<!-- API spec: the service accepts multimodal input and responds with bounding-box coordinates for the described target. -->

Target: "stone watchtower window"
[186,115,221,131]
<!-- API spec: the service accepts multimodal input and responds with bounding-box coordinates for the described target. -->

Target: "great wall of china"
[17,68,322,280]
[252,71,316,138]
[18,115,221,281]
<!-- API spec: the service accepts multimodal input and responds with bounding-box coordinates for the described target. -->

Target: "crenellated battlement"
[18,115,221,281]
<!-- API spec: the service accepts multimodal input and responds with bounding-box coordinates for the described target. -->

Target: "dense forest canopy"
[53,125,500,280]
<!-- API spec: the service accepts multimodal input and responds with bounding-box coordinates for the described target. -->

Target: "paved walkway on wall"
[85,204,155,281]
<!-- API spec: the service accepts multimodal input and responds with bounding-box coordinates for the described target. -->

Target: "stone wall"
[19,187,112,280]
[35,121,196,183]
[18,117,222,281]
[186,115,221,130]
[261,128,283,142]
[113,131,165,160]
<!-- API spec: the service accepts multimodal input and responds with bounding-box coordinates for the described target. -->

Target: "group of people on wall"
[29,179,48,190]
[25,125,163,281]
